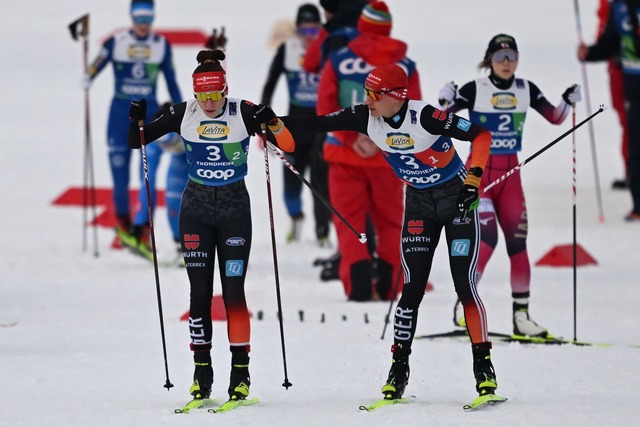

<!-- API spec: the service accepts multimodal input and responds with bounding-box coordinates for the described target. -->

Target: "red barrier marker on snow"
[535,244,597,267]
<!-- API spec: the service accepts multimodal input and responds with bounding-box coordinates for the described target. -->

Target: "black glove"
[456,184,479,213]
[253,104,278,126]
[129,98,147,123]
[205,27,227,50]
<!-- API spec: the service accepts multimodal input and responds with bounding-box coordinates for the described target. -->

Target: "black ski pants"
[180,179,252,349]
[394,179,490,347]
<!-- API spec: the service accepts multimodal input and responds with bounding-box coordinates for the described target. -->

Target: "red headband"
[192,71,226,93]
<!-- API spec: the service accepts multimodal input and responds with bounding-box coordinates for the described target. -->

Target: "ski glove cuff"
[463,166,483,188]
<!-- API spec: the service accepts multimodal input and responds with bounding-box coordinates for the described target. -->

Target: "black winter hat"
[297,4,321,25]
[320,0,340,14]
[485,34,518,59]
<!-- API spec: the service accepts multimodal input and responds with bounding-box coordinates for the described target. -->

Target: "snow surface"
[1,1,638,426]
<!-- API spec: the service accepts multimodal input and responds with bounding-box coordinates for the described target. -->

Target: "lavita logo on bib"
[385,132,414,151]
[197,121,230,141]
[127,44,151,60]
[491,92,518,110]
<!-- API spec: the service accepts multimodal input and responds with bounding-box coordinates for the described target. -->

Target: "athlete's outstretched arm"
[280,104,370,135]
[243,101,296,152]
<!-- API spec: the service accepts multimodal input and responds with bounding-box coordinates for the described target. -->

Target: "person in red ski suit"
[302,0,367,75]
[317,1,421,301]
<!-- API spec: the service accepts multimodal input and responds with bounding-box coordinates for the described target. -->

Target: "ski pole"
[266,140,367,244]
[138,120,174,391]
[573,0,606,222]
[68,14,99,256]
[380,268,403,340]
[260,125,293,390]
[481,105,606,195]
[571,105,578,342]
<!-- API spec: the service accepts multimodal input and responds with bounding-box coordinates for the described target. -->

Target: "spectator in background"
[86,0,182,254]
[578,0,640,221]
[261,4,332,245]
[303,0,368,74]
[317,1,421,301]
[597,0,630,189]
[304,0,369,280]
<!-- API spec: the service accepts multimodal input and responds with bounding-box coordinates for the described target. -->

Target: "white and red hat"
[365,63,408,101]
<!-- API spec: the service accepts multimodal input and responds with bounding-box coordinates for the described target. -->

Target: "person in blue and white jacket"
[87,0,182,248]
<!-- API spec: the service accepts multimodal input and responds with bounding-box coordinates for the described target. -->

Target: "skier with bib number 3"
[261,61,503,407]
[128,49,296,408]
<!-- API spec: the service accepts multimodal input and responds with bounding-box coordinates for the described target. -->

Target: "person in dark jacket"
[578,0,640,221]
[261,4,332,245]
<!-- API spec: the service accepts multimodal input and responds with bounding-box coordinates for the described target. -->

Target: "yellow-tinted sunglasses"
[194,91,225,102]
[364,86,402,101]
